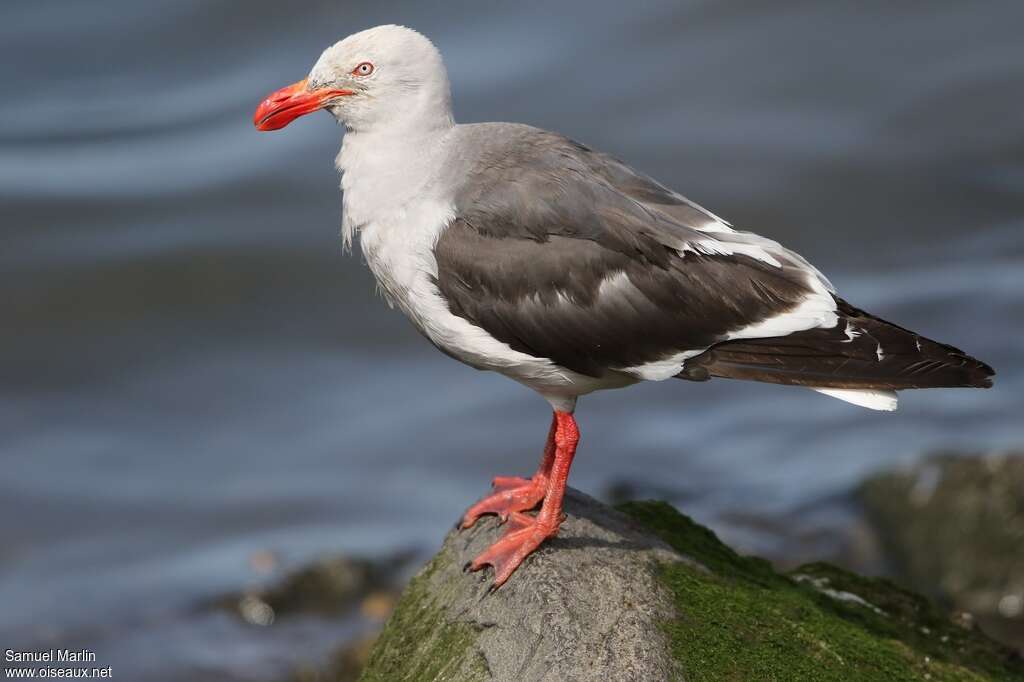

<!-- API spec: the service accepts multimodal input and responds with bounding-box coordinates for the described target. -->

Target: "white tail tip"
[813,387,898,411]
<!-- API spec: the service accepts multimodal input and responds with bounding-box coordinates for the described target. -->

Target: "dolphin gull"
[253,25,994,588]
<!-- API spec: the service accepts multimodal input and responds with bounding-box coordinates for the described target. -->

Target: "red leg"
[459,413,557,529]
[468,411,579,588]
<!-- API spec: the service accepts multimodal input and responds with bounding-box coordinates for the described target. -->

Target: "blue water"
[2,1,1022,679]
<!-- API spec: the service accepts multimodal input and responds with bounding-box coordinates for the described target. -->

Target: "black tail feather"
[678,299,994,390]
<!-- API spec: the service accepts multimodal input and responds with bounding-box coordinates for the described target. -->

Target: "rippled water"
[2,1,1022,679]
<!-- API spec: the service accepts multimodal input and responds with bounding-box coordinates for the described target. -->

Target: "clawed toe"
[459,476,547,529]
[468,512,558,587]
[491,475,532,492]
[459,411,577,588]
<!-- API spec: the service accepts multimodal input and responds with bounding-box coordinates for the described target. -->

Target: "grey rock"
[379,488,692,681]
[355,487,1024,681]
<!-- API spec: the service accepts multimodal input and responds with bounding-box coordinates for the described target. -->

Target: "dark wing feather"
[435,126,820,378]
[437,125,994,389]
[681,299,994,389]
[435,219,810,377]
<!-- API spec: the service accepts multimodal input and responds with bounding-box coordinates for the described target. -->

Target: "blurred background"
[1,1,1021,679]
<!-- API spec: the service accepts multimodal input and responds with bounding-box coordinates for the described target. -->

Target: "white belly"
[356,203,631,408]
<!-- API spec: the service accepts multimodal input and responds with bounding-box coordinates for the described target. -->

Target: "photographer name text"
[5,650,96,664]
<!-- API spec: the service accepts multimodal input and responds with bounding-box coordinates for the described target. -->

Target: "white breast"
[358,204,569,382]
[338,128,633,410]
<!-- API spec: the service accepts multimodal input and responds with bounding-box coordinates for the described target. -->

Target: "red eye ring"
[353,62,374,76]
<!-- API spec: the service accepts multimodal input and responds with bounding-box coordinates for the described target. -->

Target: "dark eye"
[353,62,374,76]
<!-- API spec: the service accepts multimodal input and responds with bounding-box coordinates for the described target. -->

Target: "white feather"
[343,129,634,409]
[620,350,703,381]
[679,239,782,268]
[813,388,898,411]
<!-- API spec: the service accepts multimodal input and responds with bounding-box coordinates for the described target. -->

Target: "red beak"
[253,79,354,131]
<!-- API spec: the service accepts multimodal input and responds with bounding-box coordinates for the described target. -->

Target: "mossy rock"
[350,489,1021,681]
[859,452,1024,649]
[628,501,1022,681]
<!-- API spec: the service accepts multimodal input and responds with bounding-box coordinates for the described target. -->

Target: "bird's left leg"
[468,410,579,587]
[459,413,557,529]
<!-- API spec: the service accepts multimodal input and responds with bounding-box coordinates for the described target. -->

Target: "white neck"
[348,79,455,136]
[336,122,455,248]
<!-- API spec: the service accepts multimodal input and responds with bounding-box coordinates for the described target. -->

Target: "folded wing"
[434,125,993,397]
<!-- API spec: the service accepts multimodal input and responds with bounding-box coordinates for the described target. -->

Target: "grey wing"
[568,135,836,293]
[433,126,838,380]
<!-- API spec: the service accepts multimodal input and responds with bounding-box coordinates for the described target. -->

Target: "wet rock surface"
[351,488,1023,681]
[860,451,1024,650]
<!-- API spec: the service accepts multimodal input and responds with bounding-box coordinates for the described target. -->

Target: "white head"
[254,25,453,135]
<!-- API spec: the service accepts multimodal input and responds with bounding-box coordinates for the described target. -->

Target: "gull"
[253,25,994,588]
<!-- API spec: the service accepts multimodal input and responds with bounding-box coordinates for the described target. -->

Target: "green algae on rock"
[357,549,489,681]
[351,490,1021,681]
[620,500,1023,682]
